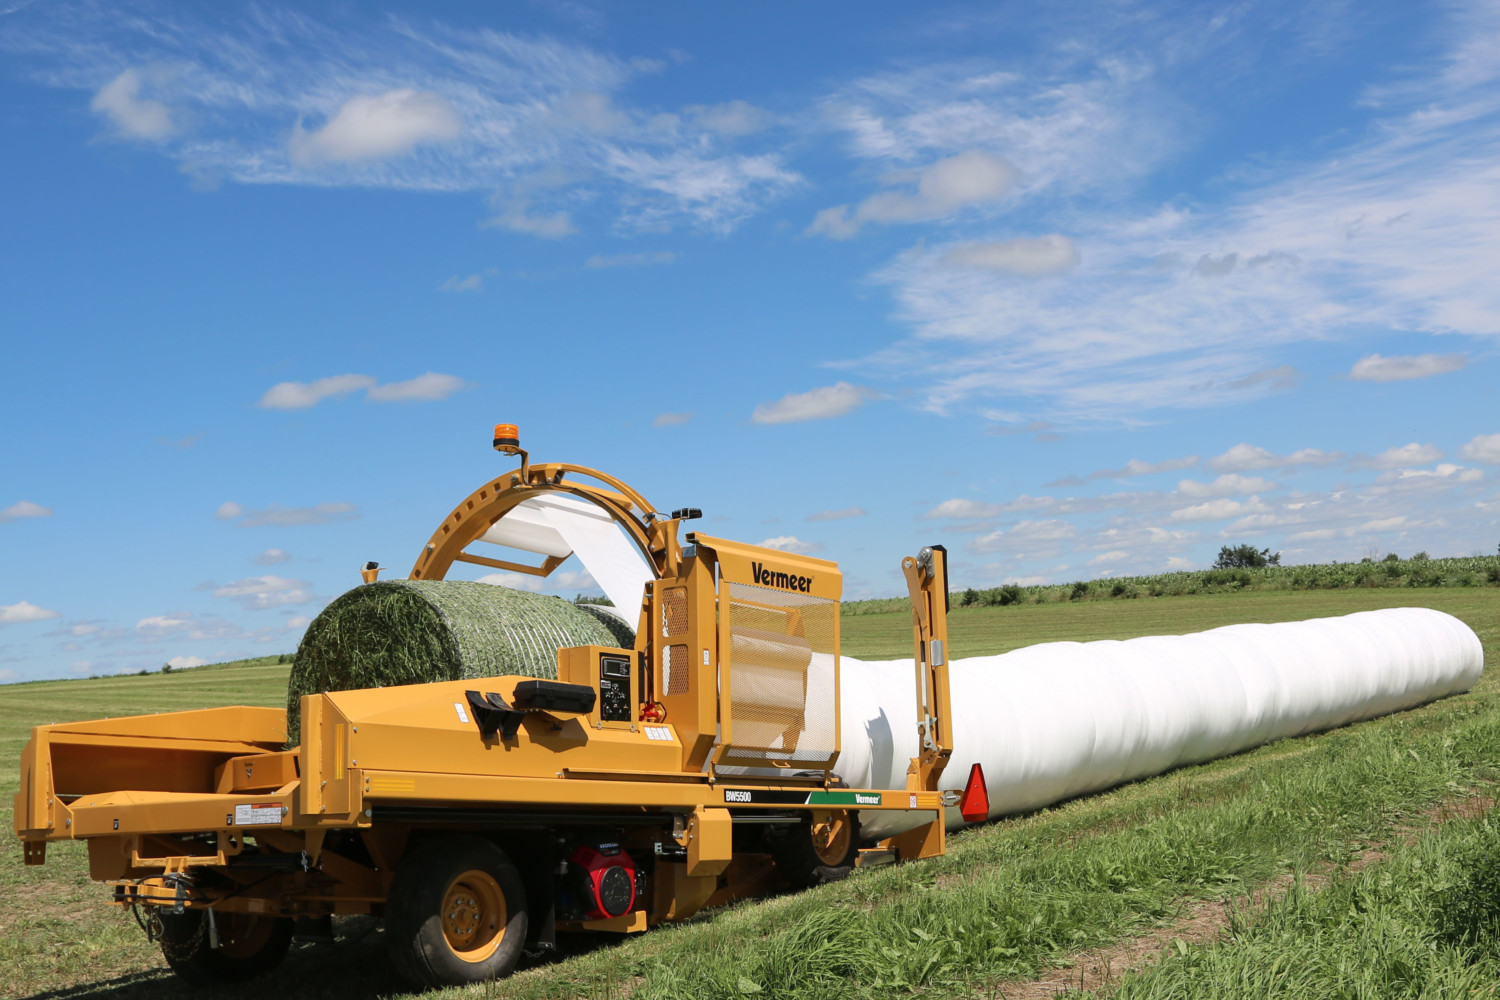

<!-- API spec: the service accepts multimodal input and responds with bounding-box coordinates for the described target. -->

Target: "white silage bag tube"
[837,608,1483,842]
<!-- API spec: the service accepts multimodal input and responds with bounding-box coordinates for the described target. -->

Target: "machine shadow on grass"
[16,916,647,1000]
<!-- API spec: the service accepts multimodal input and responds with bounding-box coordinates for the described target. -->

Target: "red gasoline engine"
[569,843,637,919]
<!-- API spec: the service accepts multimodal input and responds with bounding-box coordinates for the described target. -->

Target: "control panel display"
[599,655,632,722]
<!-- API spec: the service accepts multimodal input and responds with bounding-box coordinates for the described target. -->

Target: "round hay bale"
[286,580,635,745]
[575,603,637,648]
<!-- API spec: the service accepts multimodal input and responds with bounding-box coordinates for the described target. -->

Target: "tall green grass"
[1101,811,1500,998]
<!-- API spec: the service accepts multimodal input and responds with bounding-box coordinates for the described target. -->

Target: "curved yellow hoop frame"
[408,461,673,589]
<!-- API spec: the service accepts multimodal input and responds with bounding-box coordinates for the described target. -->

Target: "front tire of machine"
[157,909,294,983]
[767,809,860,889]
[386,835,529,988]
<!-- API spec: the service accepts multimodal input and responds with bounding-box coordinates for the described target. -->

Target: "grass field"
[1,589,1496,999]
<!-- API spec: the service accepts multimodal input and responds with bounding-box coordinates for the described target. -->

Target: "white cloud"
[1359,516,1408,533]
[1460,433,1500,465]
[259,374,376,410]
[0,501,52,523]
[219,502,359,527]
[0,601,59,626]
[1089,550,1130,566]
[15,12,799,234]
[924,498,1004,520]
[751,382,876,424]
[289,89,462,164]
[1175,474,1279,499]
[686,100,771,136]
[652,412,693,427]
[286,615,312,631]
[1380,463,1482,485]
[366,372,471,403]
[1169,496,1270,523]
[485,200,576,239]
[1207,444,1342,473]
[1166,556,1193,570]
[1090,455,1199,480]
[942,235,1080,277]
[807,507,868,522]
[166,655,207,670]
[1348,353,1466,382]
[603,148,802,233]
[1363,443,1445,469]
[843,12,1500,422]
[254,548,290,566]
[258,373,468,408]
[136,613,192,634]
[585,251,676,269]
[440,273,485,292]
[135,612,251,641]
[807,151,1016,238]
[212,575,315,610]
[968,518,1078,555]
[758,536,822,554]
[476,568,599,594]
[90,67,174,140]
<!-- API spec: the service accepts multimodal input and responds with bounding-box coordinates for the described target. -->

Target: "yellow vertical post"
[890,545,953,859]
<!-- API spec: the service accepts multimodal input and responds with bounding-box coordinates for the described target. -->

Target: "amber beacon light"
[492,423,521,454]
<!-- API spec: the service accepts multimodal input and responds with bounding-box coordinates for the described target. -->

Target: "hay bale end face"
[286,580,634,745]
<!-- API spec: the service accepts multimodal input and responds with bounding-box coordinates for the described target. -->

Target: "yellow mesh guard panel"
[667,644,690,695]
[661,588,689,694]
[723,581,838,767]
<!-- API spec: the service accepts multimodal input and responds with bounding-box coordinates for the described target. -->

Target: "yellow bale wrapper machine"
[14,426,957,988]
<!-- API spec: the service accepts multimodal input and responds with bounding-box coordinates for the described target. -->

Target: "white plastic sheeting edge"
[478,495,654,613]
[836,608,1483,841]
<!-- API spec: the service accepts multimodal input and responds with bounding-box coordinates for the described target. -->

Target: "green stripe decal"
[807,791,882,806]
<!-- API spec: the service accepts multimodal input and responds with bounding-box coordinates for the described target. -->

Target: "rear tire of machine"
[386,835,529,988]
[767,809,860,889]
[157,910,294,984]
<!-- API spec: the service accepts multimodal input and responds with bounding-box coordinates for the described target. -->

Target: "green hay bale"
[575,603,638,648]
[286,580,634,745]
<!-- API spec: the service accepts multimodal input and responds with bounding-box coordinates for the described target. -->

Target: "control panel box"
[556,645,641,730]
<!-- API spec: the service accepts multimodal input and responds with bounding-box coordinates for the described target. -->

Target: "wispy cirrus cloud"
[216,502,359,527]
[3,4,800,233]
[258,372,470,408]
[1348,353,1467,382]
[837,3,1500,423]
[751,382,877,424]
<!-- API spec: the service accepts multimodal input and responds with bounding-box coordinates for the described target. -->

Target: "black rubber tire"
[157,909,294,984]
[767,810,861,889]
[386,835,529,989]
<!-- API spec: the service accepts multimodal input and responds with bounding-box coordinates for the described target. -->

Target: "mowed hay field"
[1,589,1497,999]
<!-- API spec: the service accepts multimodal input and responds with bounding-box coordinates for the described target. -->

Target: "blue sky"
[2,0,1497,682]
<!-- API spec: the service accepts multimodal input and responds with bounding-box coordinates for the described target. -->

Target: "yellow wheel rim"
[441,869,507,963]
[809,810,852,867]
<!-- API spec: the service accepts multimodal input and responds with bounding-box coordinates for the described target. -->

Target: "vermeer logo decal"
[751,561,813,593]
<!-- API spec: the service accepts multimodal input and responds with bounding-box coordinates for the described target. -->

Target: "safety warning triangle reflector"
[959,762,989,823]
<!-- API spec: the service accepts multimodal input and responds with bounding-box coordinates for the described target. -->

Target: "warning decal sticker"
[233,804,283,826]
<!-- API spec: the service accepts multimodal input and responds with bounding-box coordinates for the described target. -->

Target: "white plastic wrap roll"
[837,608,1483,841]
